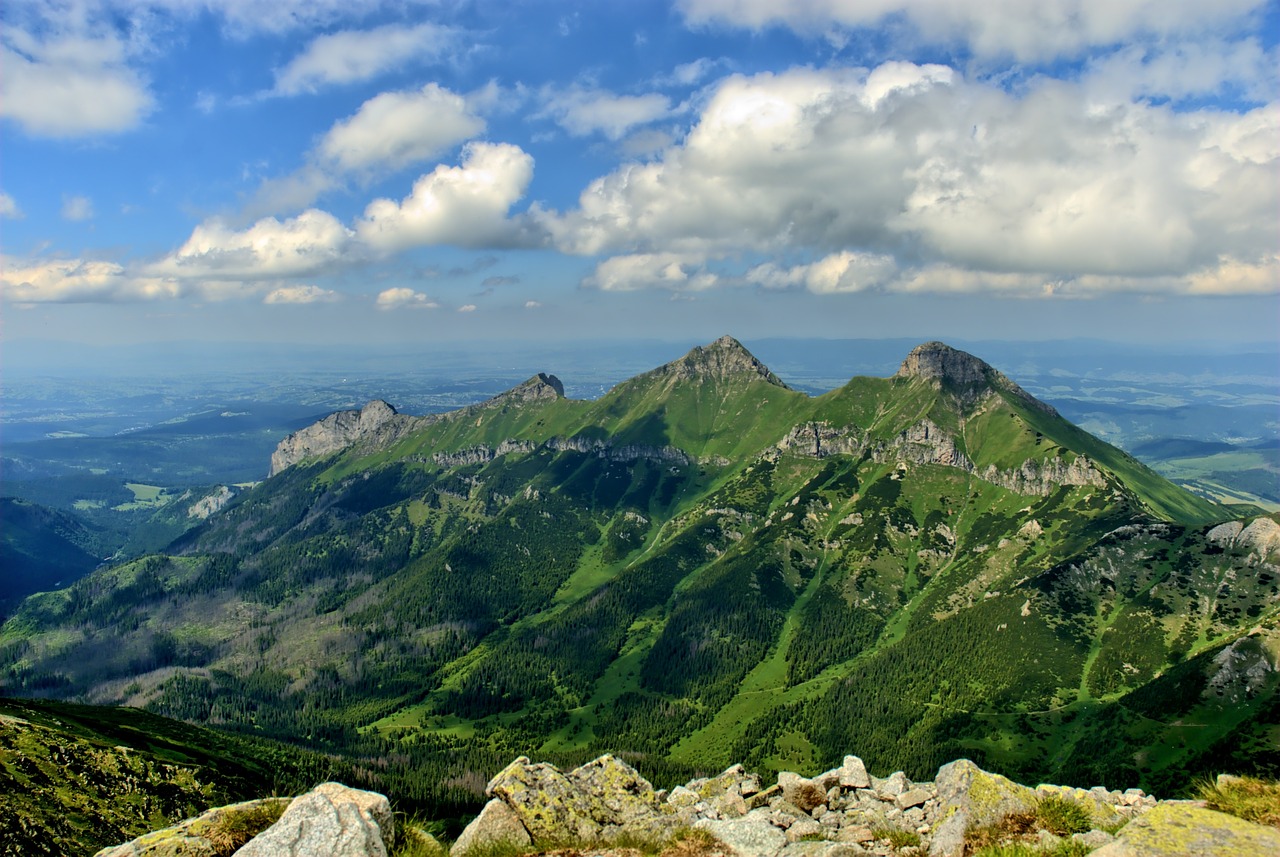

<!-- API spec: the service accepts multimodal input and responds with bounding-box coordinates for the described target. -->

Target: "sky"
[2,0,1278,352]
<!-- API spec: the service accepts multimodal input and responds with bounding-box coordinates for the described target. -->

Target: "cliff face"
[269,400,410,477]
[896,341,1057,415]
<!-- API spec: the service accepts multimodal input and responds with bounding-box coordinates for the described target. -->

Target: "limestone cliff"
[897,342,1057,415]
[269,400,412,477]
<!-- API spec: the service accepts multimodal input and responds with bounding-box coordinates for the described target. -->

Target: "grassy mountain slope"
[2,338,1271,816]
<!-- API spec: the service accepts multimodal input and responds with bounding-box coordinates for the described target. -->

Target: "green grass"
[1197,775,1280,828]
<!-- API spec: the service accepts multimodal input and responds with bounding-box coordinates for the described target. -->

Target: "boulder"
[486,754,670,844]
[93,798,290,857]
[452,798,533,856]
[236,783,394,857]
[928,760,1037,857]
[1089,803,1280,857]
[696,817,788,857]
[838,756,871,790]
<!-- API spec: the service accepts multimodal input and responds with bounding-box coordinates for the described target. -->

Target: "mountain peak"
[663,336,790,388]
[490,373,565,405]
[897,341,1055,415]
[896,342,994,386]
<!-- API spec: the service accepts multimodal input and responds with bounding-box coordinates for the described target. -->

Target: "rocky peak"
[896,342,993,386]
[665,335,790,388]
[897,342,1055,415]
[490,373,565,405]
[268,399,409,477]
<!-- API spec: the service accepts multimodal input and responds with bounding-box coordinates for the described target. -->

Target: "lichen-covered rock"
[486,754,670,844]
[929,759,1038,857]
[696,816,788,857]
[93,798,290,857]
[451,798,532,856]
[236,783,392,857]
[1088,803,1280,857]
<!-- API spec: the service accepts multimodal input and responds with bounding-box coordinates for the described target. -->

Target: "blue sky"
[2,0,1278,349]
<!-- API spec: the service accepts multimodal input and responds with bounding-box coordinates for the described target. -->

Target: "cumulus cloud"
[543,63,1279,297]
[677,0,1266,63]
[319,84,485,174]
[457,304,477,312]
[585,253,721,292]
[356,142,538,253]
[274,23,461,95]
[0,192,22,219]
[537,86,672,140]
[748,251,896,293]
[0,257,178,303]
[376,287,439,310]
[0,29,152,137]
[263,284,340,304]
[524,300,542,309]
[61,195,94,221]
[150,209,355,280]
[248,83,485,214]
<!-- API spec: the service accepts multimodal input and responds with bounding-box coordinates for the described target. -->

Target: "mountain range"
[2,337,1276,815]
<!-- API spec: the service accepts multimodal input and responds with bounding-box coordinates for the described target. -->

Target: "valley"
[2,337,1276,832]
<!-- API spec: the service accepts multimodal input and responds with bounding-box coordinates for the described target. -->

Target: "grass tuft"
[205,801,287,855]
[872,825,921,849]
[1035,795,1093,836]
[1197,775,1280,828]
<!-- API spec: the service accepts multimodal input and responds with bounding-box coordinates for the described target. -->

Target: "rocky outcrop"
[1207,517,1280,559]
[449,755,1180,857]
[94,784,392,857]
[1091,802,1280,856]
[98,755,1280,857]
[897,342,1056,416]
[269,400,411,476]
[236,782,393,857]
[776,417,1105,496]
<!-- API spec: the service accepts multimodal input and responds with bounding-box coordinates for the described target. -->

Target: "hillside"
[1,338,1274,816]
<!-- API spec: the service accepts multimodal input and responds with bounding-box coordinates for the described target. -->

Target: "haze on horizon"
[2,0,1278,352]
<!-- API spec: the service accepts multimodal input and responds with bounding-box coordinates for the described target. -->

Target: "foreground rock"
[1091,802,1280,856]
[95,783,392,857]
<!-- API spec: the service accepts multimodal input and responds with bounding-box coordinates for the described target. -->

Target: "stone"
[782,777,828,813]
[237,783,393,857]
[1089,803,1280,857]
[930,758,1037,855]
[779,842,867,856]
[93,798,290,857]
[837,827,875,844]
[785,817,823,842]
[697,817,788,857]
[452,798,532,856]
[895,788,930,810]
[839,757,871,791]
[486,754,669,844]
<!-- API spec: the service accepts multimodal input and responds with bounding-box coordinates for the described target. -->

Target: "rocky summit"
[96,755,1280,857]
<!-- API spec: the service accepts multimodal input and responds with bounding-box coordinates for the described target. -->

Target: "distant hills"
[2,338,1275,814]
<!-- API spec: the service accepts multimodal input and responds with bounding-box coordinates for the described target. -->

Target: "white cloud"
[0,30,152,137]
[543,64,1279,297]
[524,300,542,309]
[263,284,340,304]
[1082,38,1277,105]
[457,303,477,312]
[677,0,1266,62]
[319,84,485,174]
[61,195,94,221]
[274,23,461,95]
[538,86,671,140]
[748,251,895,293]
[0,257,178,303]
[356,142,538,253]
[376,287,440,310]
[584,253,720,292]
[151,209,355,280]
[0,192,22,219]
[247,83,485,214]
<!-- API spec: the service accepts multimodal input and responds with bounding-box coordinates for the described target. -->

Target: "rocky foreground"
[97,755,1280,857]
